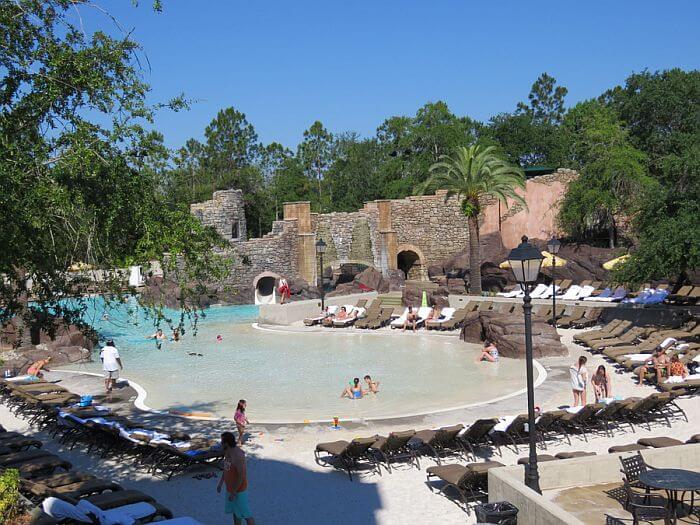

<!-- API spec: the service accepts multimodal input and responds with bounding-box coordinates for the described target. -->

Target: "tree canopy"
[0,0,229,340]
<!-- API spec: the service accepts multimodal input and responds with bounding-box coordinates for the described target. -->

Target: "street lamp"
[547,237,561,326]
[507,235,544,494]
[315,238,327,311]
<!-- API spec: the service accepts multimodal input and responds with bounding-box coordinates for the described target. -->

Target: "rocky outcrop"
[1,318,94,375]
[460,311,568,359]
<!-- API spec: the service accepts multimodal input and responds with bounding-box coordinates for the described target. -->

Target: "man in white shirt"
[99,340,123,393]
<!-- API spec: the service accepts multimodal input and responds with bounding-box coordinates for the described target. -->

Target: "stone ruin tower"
[189,189,246,243]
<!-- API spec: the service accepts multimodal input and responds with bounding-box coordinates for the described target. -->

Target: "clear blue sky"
[79,1,699,150]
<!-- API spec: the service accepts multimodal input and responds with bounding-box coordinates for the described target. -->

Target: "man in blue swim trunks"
[217,432,255,524]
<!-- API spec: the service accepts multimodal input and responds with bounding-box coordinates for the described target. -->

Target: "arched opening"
[253,271,281,305]
[397,250,422,280]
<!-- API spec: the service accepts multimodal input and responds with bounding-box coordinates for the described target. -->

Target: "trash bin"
[475,501,518,525]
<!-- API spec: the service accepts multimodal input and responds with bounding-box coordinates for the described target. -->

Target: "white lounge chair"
[42,497,162,524]
[304,305,338,326]
[497,286,521,298]
[539,285,560,299]
[560,285,582,300]
[575,285,595,300]
[527,284,550,299]
[390,308,411,328]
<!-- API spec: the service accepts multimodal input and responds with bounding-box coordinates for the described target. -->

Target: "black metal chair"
[622,479,671,525]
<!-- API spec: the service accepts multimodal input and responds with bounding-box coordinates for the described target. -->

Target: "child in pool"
[341,378,363,399]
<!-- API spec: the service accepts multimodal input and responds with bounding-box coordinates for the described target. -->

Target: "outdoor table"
[639,468,700,524]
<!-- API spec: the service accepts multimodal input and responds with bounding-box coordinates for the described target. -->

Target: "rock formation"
[1,318,94,375]
[460,311,568,359]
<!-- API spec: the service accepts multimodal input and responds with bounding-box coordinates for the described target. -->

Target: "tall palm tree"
[418,145,527,294]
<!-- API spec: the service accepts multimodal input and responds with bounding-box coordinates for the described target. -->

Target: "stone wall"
[189,169,578,302]
[190,190,247,243]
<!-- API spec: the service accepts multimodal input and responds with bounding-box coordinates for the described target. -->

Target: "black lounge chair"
[457,418,499,459]
[413,425,466,464]
[370,430,419,473]
[557,404,603,442]
[314,436,380,480]
[426,460,504,507]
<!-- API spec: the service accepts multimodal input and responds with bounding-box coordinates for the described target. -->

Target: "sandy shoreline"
[2,327,699,524]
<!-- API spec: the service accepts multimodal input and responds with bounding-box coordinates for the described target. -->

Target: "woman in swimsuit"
[341,378,363,399]
[27,357,51,378]
[591,365,612,402]
[476,340,499,363]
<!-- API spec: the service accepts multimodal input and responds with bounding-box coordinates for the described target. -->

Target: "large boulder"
[460,310,568,359]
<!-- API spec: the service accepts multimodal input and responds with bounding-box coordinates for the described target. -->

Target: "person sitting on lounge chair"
[665,354,688,381]
[426,305,442,322]
[364,375,379,394]
[323,306,348,327]
[636,346,669,386]
[476,340,499,363]
[27,357,51,379]
[402,307,418,332]
[341,378,363,399]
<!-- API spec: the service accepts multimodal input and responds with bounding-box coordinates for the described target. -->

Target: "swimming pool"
[67,298,536,423]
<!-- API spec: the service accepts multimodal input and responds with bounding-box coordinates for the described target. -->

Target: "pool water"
[68,299,531,422]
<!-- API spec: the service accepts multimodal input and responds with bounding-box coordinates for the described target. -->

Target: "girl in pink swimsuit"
[234,399,249,445]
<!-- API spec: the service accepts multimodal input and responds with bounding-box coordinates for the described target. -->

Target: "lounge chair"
[433,306,472,331]
[539,285,560,299]
[457,418,499,459]
[516,454,558,465]
[360,307,394,329]
[574,319,628,344]
[608,443,648,453]
[23,478,122,501]
[426,460,504,506]
[636,436,684,448]
[424,308,456,330]
[370,430,419,472]
[588,326,656,351]
[413,425,465,464]
[556,404,603,442]
[533,410,570,448]
[554,451,596,459]
[560,285,582,300]
[150,441,224,480]
[333,307,365,327]
[41,496,173,523]
[353,306,381,329]
[496,285,520,298]
[575,285,596,300]
[304,305,338,326]
[526,284,550,299]
[0,434,43,451]
[556,279,573,292]
[389,308,411,329]
[554,306,586,328]
[666,285,693,304]
[314,436,380,480]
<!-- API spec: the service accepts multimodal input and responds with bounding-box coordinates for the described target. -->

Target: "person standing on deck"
[100,340,122,394]
[217,432,255,525]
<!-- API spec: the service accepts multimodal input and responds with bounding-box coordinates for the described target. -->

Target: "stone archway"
[253,271,281,305]
[396,244,427,281]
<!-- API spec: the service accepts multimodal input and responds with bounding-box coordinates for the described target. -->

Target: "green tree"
[558,100,652,247]
[418,145,526,293]
[0,0,228,340]
[517,72,569,125]
[297,121,334,211]
[377,102,478,197]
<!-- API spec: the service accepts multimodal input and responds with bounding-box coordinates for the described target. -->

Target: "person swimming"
[341,378,363,399]
[364,375,379,393]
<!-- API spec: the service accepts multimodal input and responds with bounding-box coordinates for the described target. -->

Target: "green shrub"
[0,469,21,523]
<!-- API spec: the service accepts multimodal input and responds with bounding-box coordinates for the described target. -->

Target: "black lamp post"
[315,238,327,311]
[507,235,544,494]
[547,237,561,326]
